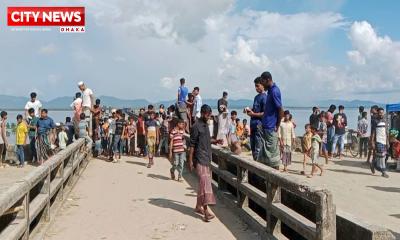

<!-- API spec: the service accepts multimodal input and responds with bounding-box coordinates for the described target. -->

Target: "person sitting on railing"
[78,113,93,154]
[36,109,56,165]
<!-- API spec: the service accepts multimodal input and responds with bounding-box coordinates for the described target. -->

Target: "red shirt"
[170,128,185,153]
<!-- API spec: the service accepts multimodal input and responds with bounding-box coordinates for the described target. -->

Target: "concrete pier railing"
[208,144,336,240]
[204,143,394,240]
[0,139,88,240]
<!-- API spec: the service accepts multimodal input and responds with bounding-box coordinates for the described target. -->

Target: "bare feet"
[204,212,215,222]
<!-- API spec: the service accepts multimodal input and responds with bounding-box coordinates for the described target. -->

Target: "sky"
[0,0,399,104]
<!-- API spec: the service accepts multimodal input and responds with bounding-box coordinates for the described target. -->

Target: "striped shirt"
[170,128,185,153]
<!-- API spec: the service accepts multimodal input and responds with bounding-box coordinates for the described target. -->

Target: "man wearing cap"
[78,82,94,136]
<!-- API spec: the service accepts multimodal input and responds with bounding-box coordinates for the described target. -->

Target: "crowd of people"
[0,71,397,222]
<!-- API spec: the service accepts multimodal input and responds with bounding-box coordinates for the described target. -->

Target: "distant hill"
[0,94,386,110]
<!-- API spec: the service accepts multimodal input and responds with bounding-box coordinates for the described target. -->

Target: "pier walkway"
[42,156,259,240]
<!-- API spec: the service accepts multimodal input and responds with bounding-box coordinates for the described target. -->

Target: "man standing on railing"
[259,72,284,169]
[188,104,222,222]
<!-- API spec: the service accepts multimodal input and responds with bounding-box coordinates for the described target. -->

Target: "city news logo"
[7,7,85,33]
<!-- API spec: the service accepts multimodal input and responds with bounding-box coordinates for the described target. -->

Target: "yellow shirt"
[16,122,28,145]
[236,123,244,138]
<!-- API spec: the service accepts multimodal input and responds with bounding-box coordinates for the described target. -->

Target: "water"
[2,108,361,142]
[233,107,360,136]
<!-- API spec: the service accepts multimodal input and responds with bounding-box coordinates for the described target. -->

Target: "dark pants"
[250,125,263,161]
[359,137,368,158]
[327,126,335,154]
[29,136,37,162]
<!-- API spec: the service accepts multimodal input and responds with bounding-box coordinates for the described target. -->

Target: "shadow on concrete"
[148,198,202,220]
[126,160,147,167]
[327,169,373,176]
[181,171,257,240]
[389,230,400,239]
[147,173,170,180]
[184,193,197,197]
[367,186,400,193]
[330,159,369,169]
[390,214,400,219]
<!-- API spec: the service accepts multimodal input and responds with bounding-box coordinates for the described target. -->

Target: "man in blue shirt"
[259,71,284,169]
[36,109,56,164]
[176,78,189,125]
[246,77,267,160]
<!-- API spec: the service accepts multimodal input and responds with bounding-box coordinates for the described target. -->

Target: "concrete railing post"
[266,180,281,236]
[316,191,336,240]
[217,155,228,191]
[236,165,248,208]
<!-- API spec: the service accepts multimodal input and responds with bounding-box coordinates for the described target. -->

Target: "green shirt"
[28,117,38,137]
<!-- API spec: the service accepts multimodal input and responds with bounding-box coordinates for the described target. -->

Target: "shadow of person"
[126,160,147,166]
[148,198,201,220]
[147,173,171,180]
[367,186,400,193]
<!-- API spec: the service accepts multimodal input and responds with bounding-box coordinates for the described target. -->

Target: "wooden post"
[266,180,281,236]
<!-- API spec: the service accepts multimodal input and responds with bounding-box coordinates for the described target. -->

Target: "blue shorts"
[322,142,328,152]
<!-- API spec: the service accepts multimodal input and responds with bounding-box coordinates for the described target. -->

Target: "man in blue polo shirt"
[259,71,284,169]
[246,76,267,160]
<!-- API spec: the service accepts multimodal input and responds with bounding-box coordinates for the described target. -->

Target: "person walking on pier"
[146,111,159,168]
[358,111,369,159]
[245,77,267,161]
[0,111,8,168]
[370,108,389,178]
[259,71,284,169]
[36,109,56,164]
[27,108,38,163]
[78,82,94,136]
[24,92,42,118]
[169,119,186,182]
[189,104,222,222]
[331,105,347,159]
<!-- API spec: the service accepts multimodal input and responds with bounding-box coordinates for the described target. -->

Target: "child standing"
[169,119,186,182]
[157,115,170,156]
[358,111,369,159]
[309,126,324,177]
[318,112,329,164]
[15,115,28,168]
[146,112,159,168]
[58,124,69,150]
[278,111,295,172]
[301,124,312,175]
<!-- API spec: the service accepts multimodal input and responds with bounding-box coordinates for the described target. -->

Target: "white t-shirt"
[82,88,93,108]
[25,100,42,117]
[376,120,387,145]
[192,94,202,118]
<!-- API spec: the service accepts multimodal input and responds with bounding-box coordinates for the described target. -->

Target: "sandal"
[204,213,215,222]
[194,208,205,215]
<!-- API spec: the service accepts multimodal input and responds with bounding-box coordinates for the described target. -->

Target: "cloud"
[160,77,175,89]
[88,0,234,42]
[345,21,400,97]
[38,43,57,55]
